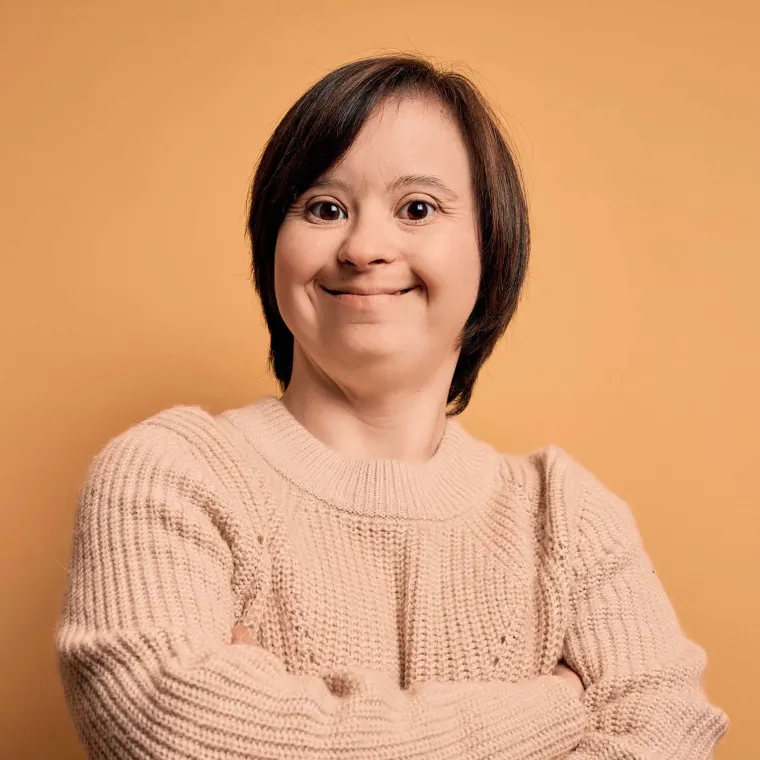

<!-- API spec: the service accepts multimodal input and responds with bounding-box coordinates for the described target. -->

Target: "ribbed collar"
[222,395,503,521]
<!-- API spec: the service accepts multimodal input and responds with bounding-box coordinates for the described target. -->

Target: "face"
[274,94,481,395]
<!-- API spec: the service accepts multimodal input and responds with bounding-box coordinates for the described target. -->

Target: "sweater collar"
[222,395,502,521]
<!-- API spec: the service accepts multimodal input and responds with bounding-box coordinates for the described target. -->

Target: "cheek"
[274,232,309,329]
[427,230,481,302]
[274,227,308,285]
[275,223,338,292]
[275,236,321,326]
[274,227,329,333]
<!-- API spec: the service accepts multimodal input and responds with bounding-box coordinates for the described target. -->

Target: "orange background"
[2,1,757,758]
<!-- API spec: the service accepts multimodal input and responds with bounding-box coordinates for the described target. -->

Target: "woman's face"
[274,94,481,395]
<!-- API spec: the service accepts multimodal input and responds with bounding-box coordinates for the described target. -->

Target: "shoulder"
[75,403,280,553]
[497,443,644,557]
[75,405,218,507]
[82,402,270,508]
[85,403,221,470]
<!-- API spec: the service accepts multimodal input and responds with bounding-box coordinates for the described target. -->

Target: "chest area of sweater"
[252,503,568,688]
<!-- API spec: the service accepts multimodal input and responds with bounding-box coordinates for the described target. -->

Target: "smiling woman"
[248,56,530,426]
[55,53,729,760]
[272,94,483,401]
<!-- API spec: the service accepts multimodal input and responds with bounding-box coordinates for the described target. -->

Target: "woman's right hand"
[553,661,585,699]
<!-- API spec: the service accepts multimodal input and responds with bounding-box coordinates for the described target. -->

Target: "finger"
[231,625,255,644]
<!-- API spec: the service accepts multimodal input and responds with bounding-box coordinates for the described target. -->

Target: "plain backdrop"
[1,1,757,758]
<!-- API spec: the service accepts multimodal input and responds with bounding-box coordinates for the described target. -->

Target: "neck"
[280,345,460,463]
[223,394,503,520]
[279,383,449,464]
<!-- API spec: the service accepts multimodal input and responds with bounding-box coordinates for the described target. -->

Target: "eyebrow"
[308,173,460,202]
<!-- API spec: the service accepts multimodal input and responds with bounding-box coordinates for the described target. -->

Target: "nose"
[337,208,398,269]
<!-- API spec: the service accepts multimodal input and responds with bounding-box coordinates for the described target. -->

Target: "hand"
[553,661,584,700]
[231,624,255,644]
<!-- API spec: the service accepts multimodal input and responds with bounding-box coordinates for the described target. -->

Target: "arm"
[56,420,587,760]
[561,462,729,759]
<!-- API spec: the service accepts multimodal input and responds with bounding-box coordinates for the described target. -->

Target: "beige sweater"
[56,395,729,759]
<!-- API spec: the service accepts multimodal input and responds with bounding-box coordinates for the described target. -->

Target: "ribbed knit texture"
[55,395,729,759]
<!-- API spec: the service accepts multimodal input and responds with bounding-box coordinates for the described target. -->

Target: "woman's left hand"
[553,661,584,699]
[231,625,255,644]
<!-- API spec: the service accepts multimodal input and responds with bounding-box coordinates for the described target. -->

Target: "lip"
[321,286,417,296]
[320,284,420,308]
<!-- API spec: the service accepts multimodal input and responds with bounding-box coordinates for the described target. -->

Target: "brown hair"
[246,53,530,416]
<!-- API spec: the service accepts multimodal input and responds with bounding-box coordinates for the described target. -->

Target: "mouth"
[321,285,418,296]
[320,285,418,298]
[320,285,420,311]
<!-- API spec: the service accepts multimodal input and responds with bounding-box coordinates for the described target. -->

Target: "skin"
[233,93,585,701]
[273,93,482,463]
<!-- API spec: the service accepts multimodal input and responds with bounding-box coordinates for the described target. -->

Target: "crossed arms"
[55,425,728,759]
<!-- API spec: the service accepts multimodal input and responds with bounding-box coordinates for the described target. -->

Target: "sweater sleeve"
[561,462,729,759]
[55,420,588,760]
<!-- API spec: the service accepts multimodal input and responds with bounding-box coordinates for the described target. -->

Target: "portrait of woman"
[55,54,730,758]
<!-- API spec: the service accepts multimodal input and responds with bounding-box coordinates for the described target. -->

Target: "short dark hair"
[246,53,530,416]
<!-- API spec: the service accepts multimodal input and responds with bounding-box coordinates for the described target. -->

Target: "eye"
[400,200,437,222]
[303,198,437,223]
[305,201,347,222]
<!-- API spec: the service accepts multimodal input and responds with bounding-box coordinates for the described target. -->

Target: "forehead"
[332,95,471,183]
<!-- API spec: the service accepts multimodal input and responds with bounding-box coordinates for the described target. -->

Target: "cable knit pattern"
[55,395,729,759]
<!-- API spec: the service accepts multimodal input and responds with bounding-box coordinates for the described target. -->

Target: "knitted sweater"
[56,394,729,759]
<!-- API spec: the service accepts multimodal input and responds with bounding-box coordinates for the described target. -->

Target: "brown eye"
[402,200,436,221]
[307,201,346,222]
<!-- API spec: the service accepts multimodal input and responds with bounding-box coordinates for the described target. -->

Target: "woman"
[56,54,729,759]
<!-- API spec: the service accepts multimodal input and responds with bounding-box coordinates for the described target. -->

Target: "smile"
[320,285,420,307]
[322,287,416,296]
